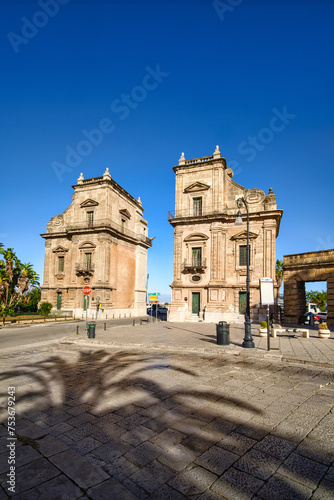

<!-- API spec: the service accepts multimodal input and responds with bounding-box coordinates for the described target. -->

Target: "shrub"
[38,302,53,317]
[318,322,329,330]
[261,321,267,328]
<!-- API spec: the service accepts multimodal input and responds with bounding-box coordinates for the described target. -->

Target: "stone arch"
[283,249,334,326]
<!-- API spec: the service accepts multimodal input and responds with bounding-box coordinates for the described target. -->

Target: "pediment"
[184,233,209,242]
[184,182,210,193]
[52,246,69,254]
[79,241,97,249]
[231,231,258,241]
[80,199,99,208]
[119,209,131,219]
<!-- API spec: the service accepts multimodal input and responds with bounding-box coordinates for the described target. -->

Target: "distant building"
[168,146,283,323]
[41,169,151,317]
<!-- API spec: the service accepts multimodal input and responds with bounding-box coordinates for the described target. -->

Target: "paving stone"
[103,455,140,480]
[147,483,187,499]
[63,422,94,441]
[218,432,257,455]
[15,420,45,439]
[158,443,198,471]
[66,412,96,427]
[14,458,60,494]
[149,428,186,450]
[49,449,109,489]
[66,403,92,416]
[235,423,272,441]
[257,472,313,499]
[125,441,162,467]
[93,439,133,463]
[254,434,297,460]
[312,479,334,500]
[234,449,281,481]
[181,434,216,454]
[118,477,149,499]
[117,413,149,431]
[167,465,217,496]
[13,473,82,500]
[129,459,175,493]
[195,445,239,475]
[36,434,69,457]
[277,452,328,490]
[121,425,156,446]
[144,418,168,433]
[72,435,102,455]
[296,437,334,464]
[87,477,138,499]
[325,464,334,483]
[211,467,264,500]
[115,404,142,417]
[48,422,74,435]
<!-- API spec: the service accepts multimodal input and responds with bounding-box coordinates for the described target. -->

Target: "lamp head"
[235,210,243,226]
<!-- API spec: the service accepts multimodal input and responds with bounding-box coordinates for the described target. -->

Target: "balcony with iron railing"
[63,218,151,246]
[75,263,95,276]
[168,206,228,220]
[182,258,207,272]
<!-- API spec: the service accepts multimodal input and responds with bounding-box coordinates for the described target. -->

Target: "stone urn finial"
[103,167,111,180]
[138,196,142,205]
[77,172,84,184]
[178,152,186,165]
[213,145,221,159]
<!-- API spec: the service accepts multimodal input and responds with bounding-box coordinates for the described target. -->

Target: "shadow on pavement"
[0,347,333,498]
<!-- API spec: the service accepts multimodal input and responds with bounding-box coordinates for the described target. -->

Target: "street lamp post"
[235,197,255,348]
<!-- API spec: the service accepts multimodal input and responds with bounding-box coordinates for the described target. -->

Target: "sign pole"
[267,304,270,352]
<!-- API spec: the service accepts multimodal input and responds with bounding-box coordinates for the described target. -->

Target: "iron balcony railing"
[183,258,207,270]
[168,206,228,220]
[62,218,151,246]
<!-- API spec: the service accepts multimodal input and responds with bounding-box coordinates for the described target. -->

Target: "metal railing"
[64,218,151,245]
[75,263,95,272]
[183,258,207,270]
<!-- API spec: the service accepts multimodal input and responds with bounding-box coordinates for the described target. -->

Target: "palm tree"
[276,259,283,292]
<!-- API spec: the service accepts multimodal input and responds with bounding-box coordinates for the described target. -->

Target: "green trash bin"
[88,322,96,339]
[216,321,230,345]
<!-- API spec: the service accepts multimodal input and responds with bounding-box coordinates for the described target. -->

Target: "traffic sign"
[83,286,92,295]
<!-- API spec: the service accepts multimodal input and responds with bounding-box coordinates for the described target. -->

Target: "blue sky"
[1,0,333,301]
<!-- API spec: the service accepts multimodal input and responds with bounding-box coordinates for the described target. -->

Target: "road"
[0,317,145,350]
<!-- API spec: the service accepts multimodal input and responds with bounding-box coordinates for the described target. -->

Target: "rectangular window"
[121,219,125,233]
[239,245,248,266]
[85,253,92,270]
[192,247,202,267]
[58,256,64,273]
[193,197,202,216]
[87,211,94,227]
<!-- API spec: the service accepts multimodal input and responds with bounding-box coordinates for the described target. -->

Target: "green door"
[239,292,246,314]
[192,293,200,315]
[57,292,62,310]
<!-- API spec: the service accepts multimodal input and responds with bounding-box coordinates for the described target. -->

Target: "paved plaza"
[0,321,334,499]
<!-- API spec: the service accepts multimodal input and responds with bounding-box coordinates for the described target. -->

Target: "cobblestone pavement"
[0,325,333,499]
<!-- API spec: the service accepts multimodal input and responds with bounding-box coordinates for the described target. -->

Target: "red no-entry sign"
[83,286,91,295]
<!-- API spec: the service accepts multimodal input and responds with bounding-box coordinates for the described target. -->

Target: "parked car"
[147,306,168,320]
[302,312,326,325]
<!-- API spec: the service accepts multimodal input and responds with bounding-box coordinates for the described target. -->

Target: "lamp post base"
[242,339,255,348]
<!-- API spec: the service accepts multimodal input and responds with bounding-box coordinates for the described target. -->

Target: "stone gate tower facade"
[41,168,151,318]
[168,146,283,323]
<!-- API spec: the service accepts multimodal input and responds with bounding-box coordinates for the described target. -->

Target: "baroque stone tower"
[168,146,283,323]
[41,168,151,318]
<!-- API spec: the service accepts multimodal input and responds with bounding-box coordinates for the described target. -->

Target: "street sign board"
[260,278,274,305]
[83,286,92,296]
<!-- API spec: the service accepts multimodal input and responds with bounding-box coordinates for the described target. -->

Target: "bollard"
[76,325,79,335]
[132,319,135,326]
[65,316,67,321]
[140,319,142,325]
[104,322,106,331]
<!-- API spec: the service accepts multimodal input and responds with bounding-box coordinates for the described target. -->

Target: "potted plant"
[318,322,330,339]
[259,320,267,336]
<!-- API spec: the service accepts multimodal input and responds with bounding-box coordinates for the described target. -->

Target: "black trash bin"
[88,322,96,338]
[216,321,230,345]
